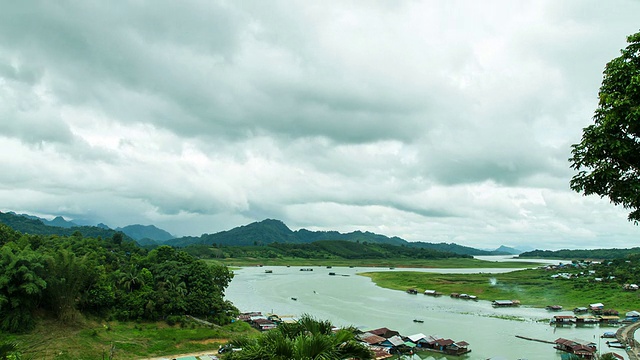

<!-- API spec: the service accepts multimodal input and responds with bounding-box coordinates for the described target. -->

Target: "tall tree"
[0,245,47,332]
[43,249,91,322]
[570,30,640,222]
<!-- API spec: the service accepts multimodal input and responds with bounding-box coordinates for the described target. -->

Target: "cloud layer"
[1,1,639,249]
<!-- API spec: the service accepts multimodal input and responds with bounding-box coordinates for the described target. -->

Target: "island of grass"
[360,267,640,314]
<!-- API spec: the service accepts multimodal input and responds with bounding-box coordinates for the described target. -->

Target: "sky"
[1,1,639,250]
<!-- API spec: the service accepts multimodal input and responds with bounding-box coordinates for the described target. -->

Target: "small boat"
[291,297,297,301]
[265,270,273,273]
[328,272,336,276]
[413,319,424,323]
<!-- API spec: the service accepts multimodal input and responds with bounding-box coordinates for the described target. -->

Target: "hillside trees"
[0,230,237,333]
[570,30,640,222]
[0,244,47,332]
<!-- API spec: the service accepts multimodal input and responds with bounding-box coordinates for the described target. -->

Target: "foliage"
[224,314,373,360]
[0,341,21,360]
[570,31,640,222]
[0,224,237,333]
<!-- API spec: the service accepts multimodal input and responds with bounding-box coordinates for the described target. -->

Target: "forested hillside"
[182,240,471,260]
[0,211,133,243]
[168,218,500,256]
[0,224,237,334]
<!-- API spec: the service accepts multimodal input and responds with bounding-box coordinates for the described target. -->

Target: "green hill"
[0,211,134,242]
[167,219,501,256]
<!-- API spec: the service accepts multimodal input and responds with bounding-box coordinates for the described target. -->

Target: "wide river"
[225,257,628,359]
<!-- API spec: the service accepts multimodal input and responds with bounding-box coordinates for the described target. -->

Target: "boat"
[546,305,563,311]
[328,272,336,276]
[413,319,424,323]
[264,270,273,273]
[291,297,297,301]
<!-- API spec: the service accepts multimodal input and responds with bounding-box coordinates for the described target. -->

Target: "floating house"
[423,335,471,356]
[550,315,576,325]
[492,300,520,307]
[368,327,401,339]
[554,338,596,359]
[575,315,599,325]
[423,290,443,296]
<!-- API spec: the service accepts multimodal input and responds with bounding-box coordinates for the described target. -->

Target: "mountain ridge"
[1,211,514,256]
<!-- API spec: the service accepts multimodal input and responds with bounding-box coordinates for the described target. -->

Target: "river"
[225,257,627,359]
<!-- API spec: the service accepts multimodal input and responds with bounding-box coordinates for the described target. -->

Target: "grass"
[360,268,640,313]
[3,315,257,360]
[207,257,544,269]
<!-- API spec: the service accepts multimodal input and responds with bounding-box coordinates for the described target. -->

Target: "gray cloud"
[1,0,639,250]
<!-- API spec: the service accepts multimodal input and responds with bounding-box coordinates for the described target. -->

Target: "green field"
[360,268,640,314]
[207,257,543,269]
[4,316,257,360]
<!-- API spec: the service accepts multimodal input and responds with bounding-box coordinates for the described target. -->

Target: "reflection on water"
[225,258,626,360]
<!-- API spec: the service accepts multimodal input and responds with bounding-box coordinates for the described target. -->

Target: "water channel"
[225,257,628,359]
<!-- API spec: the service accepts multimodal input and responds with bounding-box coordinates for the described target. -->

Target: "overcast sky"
[1,1,639,250]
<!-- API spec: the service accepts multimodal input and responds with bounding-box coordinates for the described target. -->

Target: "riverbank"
[208,257,544,269]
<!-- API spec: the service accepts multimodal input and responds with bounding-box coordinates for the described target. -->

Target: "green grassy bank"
[360,268,640,314]
[3,316,257,360]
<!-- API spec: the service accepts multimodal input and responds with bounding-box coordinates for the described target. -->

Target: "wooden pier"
[515,335,555,344]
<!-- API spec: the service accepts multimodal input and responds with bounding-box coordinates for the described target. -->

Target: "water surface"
[225,261,626,359]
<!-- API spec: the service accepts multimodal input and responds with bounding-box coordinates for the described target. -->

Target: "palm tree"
[225,314,373,360]
[599,353,618,360]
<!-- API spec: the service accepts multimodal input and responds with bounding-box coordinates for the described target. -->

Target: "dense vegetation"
[225,315,372,360]
[519,247,640,260]
[0,224,237,334]
[570,30,640,223]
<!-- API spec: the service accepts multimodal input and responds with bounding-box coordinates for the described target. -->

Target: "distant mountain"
[166,218,507,256]
[116,224,174,242]
[0,211,134,243]
[410,241,501,256]
[494,245,523,255]
[8,212,78,228]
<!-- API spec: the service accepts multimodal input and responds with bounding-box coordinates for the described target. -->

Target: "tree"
[0,245,47,332]
[570,30,640,223]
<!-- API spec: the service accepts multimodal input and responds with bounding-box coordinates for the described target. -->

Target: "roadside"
[617,321,640,360]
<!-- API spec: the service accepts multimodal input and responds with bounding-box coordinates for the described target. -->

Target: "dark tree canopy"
[570,30,640,223]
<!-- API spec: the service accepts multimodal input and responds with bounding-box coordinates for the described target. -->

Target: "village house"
[554,338,597,359]
[368,327,401,339]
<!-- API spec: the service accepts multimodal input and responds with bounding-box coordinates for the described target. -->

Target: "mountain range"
[0,211,524,256]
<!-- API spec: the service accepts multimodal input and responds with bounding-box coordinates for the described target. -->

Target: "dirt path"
[138,351,219,360]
